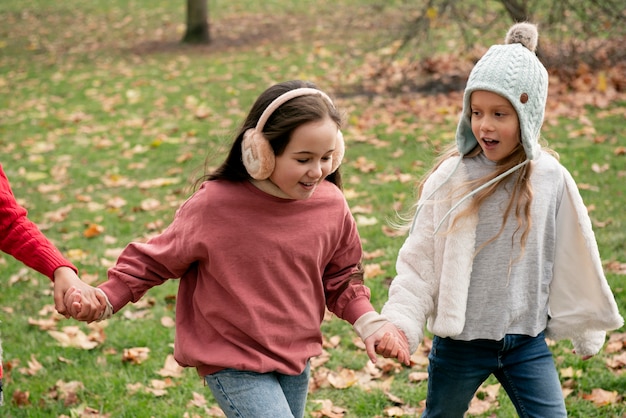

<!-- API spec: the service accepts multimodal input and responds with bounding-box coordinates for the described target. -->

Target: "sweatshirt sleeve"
[323,200,374,325]
[0,164,76,280]
[99,191,205,312]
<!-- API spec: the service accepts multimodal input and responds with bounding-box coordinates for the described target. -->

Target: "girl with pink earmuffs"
[66,80,409,417]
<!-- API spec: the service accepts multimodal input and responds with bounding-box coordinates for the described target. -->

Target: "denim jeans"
[422,333,566,418]
[204,362,310,418]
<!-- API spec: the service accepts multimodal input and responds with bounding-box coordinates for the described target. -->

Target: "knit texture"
[456,23,548,160]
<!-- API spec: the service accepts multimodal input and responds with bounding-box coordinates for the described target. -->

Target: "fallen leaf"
[48,326,99,349]
[122,347,150,364]
[157,354,184,378]
[582,388,621,406]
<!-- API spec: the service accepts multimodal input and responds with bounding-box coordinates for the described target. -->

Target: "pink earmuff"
[241,88,344,180]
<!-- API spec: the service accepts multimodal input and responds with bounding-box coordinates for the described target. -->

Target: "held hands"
[63,286,113,323]
[364,322,411,366]
[53,267,110,323]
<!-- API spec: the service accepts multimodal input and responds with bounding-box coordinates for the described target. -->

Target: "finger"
[375,333,391,355]
[365,340,378,364]
[400,348,411,366]
[54,286,67,316]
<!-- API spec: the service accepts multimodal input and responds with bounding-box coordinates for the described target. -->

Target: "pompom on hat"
[456,22,549,160]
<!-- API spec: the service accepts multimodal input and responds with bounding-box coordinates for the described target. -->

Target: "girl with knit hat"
[64,80,410,417]
[361,23,624,416]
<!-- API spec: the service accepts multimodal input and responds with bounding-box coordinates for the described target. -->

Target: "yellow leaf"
[426,7,438,20]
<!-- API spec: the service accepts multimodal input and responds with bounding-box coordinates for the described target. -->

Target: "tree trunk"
[499,0,530,22]
[182,0,210,44]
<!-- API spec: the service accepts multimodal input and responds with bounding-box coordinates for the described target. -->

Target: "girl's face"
[470,90,521,162]
[257,117,338,200]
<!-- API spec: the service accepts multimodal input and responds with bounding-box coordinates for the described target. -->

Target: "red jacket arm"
[0,164,76,280]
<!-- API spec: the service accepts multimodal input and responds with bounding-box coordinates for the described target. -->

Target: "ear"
[331,130,345,173]
[241,128,275,180]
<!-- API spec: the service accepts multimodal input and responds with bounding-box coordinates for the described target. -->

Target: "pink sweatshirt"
[0,164,76,279]
[99,180,374,376]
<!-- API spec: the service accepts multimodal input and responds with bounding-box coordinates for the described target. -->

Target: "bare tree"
[182,0,210,44]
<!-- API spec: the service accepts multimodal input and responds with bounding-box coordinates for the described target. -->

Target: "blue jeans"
[422,333,566,418]
[204,362,310,418]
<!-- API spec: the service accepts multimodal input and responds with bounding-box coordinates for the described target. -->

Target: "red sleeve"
[0,164,76,280]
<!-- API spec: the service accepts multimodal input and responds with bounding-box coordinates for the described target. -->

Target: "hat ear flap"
[331,130,345,173]
[242,128,275,180]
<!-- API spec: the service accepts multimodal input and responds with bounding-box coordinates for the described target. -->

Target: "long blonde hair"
[402,142,557,258]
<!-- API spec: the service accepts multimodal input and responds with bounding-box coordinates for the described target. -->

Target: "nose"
[308,160,324,178]
[479,116,495,132]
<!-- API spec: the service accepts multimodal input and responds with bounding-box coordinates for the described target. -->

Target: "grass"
[1,0,625,417]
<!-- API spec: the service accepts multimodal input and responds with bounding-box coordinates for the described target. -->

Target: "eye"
[321,155,332,162]
[471,110,481,117]
[296,158,309,164]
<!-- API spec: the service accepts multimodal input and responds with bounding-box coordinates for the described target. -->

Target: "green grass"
[1,0,625,417]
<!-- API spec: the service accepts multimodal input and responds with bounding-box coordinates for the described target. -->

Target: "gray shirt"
[455,152,564,341]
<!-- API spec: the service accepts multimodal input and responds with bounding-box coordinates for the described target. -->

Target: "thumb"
[54,283,69,318]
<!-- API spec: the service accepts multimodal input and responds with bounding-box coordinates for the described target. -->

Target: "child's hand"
[364,322,411,366]
[54,267,112,322]
[65,286,113,323]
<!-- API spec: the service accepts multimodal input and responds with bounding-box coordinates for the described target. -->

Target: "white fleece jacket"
[381,153,624,356]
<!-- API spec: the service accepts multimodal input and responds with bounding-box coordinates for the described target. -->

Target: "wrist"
[53,266,77,282]
[353,311,388,340]
[96,289,114,321]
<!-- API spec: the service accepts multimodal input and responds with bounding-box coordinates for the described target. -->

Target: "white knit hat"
[456,22,548,160]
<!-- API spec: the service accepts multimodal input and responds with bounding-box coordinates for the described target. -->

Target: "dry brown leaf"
[384,405,406,416]
[12,389,30,406]
[157,354,184,378]
[18,355,43,376]
[310,350,331,369]
[106,196,127,209]
[363,249,385,259]
[83,223,104,238]
[122,347,150,364]
[161,316,175,328]
[582,388,621,406]
[467,383,500,415]
[137,177,181,189]
[310,399,347,418]
[322,335,341,349]
[126,382,144,395]
[605,352,626,370]
[352,156,376,173]
[65,405,111,417]
[187,391,207,408]
[48,326,99,349]
[355,215,378,227]
[364,263,384,279]
[408,371,429,382]
[327,368,358,389]
[28,317,58,331]
[604,261,626,275]
[139,198,161,211]
[47,379,85,406]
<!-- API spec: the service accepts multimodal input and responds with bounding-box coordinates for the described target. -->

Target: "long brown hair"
[198,80,344,189]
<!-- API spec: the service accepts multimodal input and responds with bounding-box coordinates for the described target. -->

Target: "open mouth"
[481,138,500,149]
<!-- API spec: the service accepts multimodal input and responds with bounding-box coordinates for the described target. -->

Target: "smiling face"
[252,117,338,200]
[470,90,522,162]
